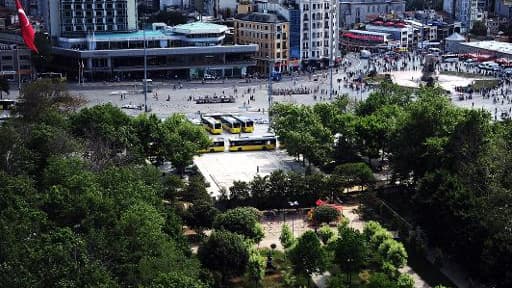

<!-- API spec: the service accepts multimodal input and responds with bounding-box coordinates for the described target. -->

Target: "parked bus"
[201,117,222,134]
[220,116,241,134]
[199,138,225,153]
[228,135,277,152]
[232,115,254,133]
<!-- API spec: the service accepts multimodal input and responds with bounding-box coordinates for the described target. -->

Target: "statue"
[421,54,439,86]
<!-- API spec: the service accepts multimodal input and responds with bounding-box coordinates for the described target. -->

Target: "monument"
[421,54,439,86]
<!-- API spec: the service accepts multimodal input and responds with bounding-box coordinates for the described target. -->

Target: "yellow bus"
[220,116,241,134]
[199,138,225,153]
[201,117,223,134]
[228,135,277,152]
[232,115,254,133]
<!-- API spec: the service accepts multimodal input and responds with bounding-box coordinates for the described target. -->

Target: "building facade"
[234,12,289,74]
[339,0,405,29]
[0,43,32,82]
[298,0,339,67]
[495,0,512,18]
[48,0,138,37]
[52,22,257,80]
[365,21,413,48]
[453,0,485,31]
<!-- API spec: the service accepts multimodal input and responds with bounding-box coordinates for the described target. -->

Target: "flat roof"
[366,24,409,31]
[173,22,228,34]
[348,29,390,36]
[460,41,512,55]
[92,30,170,41]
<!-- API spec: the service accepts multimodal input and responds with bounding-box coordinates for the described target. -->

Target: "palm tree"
[0,78,9,99]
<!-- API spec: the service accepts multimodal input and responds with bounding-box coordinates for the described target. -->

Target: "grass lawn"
[472,79,500,90]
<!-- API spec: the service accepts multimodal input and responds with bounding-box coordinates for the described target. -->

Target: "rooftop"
[461,41,512,55]
[91,30,168,41]
[172,22,228,34]
[348,29,390,36]
[238,12,287,23]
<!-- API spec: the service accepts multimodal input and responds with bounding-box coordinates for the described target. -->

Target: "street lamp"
[143,19,148,112]
[288,201,299,235]
[267,56,274,132]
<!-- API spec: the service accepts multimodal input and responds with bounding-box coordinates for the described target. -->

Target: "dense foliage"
[271,81,512,287]
[0,80,210,287]
[219,166,373,210]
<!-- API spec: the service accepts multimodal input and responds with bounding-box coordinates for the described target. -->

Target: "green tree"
[367,272,395,288]
[280,224,296,249]
[397,273,415,288]
[181,175,212,203]
[312,205,341,225]
[18,79,77,121]
[378,239,408,269]
[247,247,266,286]
[213,207,264,242]
[390,87,463,182]
[159,114,210,175]
[32,32,54,72]
[186,200,219,235]
[198,231,249,284]
[330,162,375,196]
[317,224,335,244]
[356,81,412,116]
[334,226,368,282]
[288,231,325,282]
[150,272,208,288]
[470,20,488,36]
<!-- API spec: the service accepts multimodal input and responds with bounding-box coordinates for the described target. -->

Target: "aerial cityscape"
[0,0,511,287]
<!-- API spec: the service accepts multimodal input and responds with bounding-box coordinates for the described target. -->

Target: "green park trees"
[213,207,264,243]
[288,231,326,282]
[0,80,213,287]
[198,231,250,284]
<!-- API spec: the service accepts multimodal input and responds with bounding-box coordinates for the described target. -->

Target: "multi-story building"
[495,0,512,18]
[47,0,138,37]
[339,0,405,29]
[298,0,339,67]
[0,43,32,82]
[365,20,413,48]
[52,21,258,80]
[234,12,289,74]
[45,0,257,79]
[447,0,485,31]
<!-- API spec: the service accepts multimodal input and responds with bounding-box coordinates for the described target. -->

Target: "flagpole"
[143,18,148,113]
[17,46,21,90]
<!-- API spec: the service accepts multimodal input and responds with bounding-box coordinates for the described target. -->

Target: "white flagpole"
[143,19,148,113]
[17,45,21,90]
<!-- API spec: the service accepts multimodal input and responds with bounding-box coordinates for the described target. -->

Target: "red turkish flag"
[16,0,38,53]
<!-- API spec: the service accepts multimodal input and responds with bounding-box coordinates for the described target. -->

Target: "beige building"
[234,12,289,74]
[0,44,32,82]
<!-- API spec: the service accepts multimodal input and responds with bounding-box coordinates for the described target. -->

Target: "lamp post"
[328,4,335,100]
[267,56,273,131]
[143,19,148,112]
[288,201,299,235]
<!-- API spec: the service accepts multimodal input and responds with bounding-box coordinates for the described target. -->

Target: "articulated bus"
[199,138,225,153]
[232,115,254,133]
[202,117,223,134]
[220,116,241,134]
[228,135,277,151]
